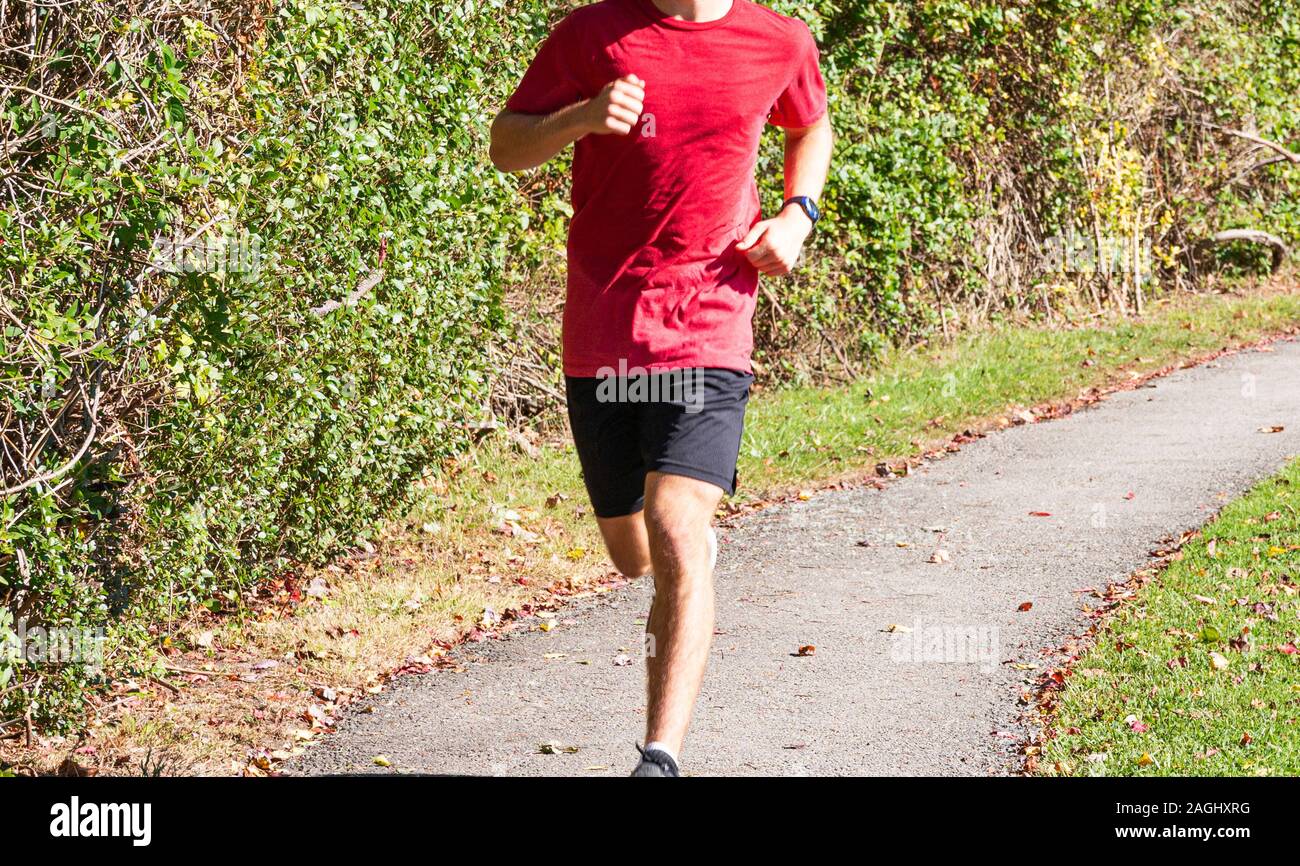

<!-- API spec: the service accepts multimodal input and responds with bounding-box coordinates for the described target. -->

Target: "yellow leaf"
[373,755,392,767]
[1136,753,1157,767]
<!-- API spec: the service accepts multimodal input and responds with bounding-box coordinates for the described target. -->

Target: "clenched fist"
[736,206,814,276]
[585,74,646,135]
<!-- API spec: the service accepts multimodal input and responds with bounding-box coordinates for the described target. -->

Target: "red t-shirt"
[506,0,827,376]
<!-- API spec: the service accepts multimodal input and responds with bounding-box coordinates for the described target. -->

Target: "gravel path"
[292,339,1300,776]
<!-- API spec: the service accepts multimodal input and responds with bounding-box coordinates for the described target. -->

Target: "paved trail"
[293,339,1300,776]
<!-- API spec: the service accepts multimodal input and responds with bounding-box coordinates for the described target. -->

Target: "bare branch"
[1201,122,1300,164]
[1208,229,1289,274]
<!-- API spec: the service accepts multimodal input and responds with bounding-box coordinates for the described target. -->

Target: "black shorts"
[565,368,754,518]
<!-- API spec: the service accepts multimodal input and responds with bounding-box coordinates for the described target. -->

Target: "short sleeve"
[768,23,827,128]
[506,14,587,115]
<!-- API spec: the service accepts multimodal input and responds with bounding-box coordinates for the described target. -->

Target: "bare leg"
[596,511,653,578]
[641,471,723,757]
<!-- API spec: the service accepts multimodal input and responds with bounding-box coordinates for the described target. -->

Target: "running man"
[490,0,832,776]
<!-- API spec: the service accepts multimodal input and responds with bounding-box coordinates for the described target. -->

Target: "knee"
[643,505,703,566]
[609,548,653,579]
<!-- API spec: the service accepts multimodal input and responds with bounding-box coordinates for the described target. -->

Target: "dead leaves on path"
[537,742,580,755]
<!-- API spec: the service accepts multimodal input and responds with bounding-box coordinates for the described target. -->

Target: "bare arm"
[782,111,834,202]
[490,75,646,173]
[736,112,834,276]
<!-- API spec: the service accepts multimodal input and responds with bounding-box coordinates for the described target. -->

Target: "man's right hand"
[585,74,645,135]
[490,74,646,172]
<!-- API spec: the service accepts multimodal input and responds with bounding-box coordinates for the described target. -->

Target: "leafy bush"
[2,0,1297,729]
[2,0,520,726]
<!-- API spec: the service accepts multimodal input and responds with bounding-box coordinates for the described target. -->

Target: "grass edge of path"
[1030,459,1300,778]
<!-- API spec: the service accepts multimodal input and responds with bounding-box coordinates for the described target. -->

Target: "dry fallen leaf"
[1136,753,1157,767]
[1017,601,1033,612]
[537,742,579,755]
[1209,651,1230,671]
[928,549,950,564]
[796,645,817,656]
[1258,425,1285,434]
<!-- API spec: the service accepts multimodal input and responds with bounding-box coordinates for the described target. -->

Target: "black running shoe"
[630,744,680,777]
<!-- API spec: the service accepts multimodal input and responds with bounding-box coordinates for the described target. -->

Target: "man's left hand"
[735,206,813,276]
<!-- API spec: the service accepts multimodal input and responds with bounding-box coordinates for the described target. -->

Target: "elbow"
[490,147,533,175]
[489,142,512,173]
[489,113,524,173]
[488,117,509,172]
[488,137,513,173]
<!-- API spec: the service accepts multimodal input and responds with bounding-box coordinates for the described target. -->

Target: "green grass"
[453,289,1300,508]
[741,292,1300,489]
[1040,460,1300,777]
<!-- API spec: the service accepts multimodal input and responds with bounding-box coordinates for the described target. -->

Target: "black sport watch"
[782,195,821,228]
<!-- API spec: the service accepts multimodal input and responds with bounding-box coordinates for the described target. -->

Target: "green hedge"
[2,0,1297,729]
